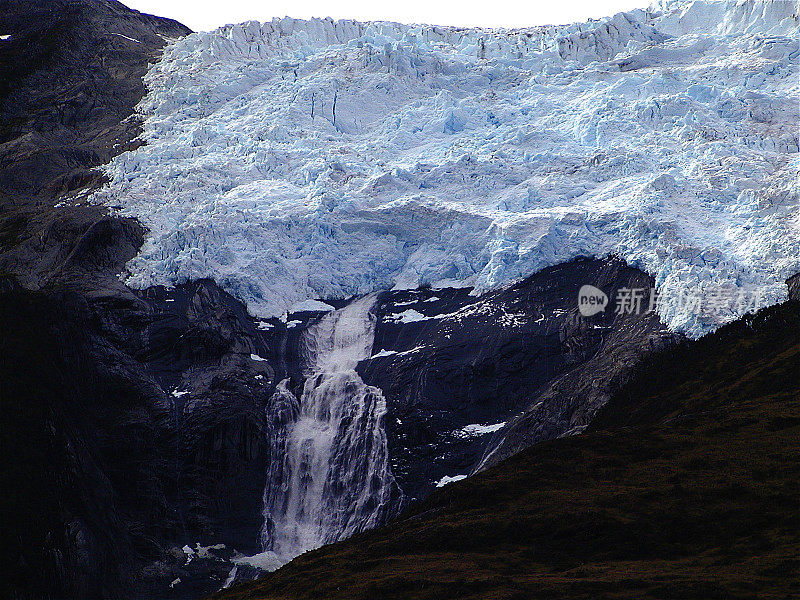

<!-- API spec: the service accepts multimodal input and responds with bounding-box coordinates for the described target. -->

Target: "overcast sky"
[123,0,652,32]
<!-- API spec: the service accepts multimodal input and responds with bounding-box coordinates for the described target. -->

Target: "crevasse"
[92,0,799,337]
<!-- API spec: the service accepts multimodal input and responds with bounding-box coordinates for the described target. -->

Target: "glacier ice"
[92,0,799,337]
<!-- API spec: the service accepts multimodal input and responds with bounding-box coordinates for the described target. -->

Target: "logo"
[578,285,608,317]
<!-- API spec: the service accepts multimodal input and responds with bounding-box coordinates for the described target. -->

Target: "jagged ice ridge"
[93,0,800,336]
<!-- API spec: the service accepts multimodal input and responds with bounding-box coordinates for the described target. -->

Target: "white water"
[260,295,400,564]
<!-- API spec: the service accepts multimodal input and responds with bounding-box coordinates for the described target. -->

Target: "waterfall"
[260,294,401,565]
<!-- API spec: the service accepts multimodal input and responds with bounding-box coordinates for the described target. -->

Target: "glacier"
[92,0,799,336]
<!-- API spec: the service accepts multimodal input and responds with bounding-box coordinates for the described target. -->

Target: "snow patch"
[370,344,427,358]
[232,550,284,572]
[250,353,267,361]
[455,422,506,438]
[435,474,468,487]
[290,299,335,312]
[371,349,397,358]
[110,32,141,43]
[388,309,428,324]
[181,542,225,563]
[392,299,419,307]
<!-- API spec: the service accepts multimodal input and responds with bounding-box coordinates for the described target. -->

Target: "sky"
[123,0,653,32]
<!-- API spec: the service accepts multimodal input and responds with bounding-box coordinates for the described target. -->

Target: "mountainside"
[211,290,800,600]
[0,0,189,288]
[1,1,798,599]
[361,256,676,496]
[0,3,679,596]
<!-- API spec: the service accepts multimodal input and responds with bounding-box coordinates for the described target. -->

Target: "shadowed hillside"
[212,296,800,600]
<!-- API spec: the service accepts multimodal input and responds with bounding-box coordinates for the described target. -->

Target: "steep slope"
[211,288,800,600]
[1,274,312,599]
[360,256,676,499]
[92,0,799,336]
[0,2,203,598]
[0,0,190,288]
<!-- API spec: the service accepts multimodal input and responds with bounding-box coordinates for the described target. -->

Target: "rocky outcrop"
[360,257,678,500]
[0,0,189,288]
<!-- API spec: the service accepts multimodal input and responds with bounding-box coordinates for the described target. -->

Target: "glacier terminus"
[92,0,799,337]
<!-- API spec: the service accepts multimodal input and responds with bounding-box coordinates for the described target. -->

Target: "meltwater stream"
[259,294,401,566]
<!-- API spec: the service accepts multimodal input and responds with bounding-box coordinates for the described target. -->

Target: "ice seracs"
[93,0,799,337]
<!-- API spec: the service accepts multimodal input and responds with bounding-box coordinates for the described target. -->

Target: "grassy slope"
[213,300,800,600]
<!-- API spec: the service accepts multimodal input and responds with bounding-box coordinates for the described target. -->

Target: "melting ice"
[260,295,401,565]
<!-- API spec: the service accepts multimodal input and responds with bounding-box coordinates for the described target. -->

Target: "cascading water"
[260,294,402,565]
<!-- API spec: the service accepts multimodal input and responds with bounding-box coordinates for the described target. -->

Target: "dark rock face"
[0,277,297,599]
[0,0,189,289]
[0,0,189,199]
[0,2,243,598]
[359,257,678,500]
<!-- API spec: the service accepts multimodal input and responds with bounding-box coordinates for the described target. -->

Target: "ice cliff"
[92,0,799,336]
